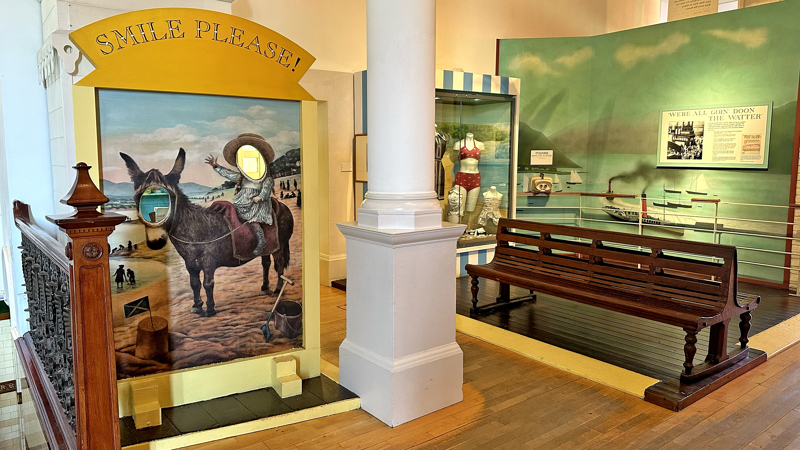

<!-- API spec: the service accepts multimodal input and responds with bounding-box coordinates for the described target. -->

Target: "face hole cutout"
[236,145,267,181]
[139,185,171,224]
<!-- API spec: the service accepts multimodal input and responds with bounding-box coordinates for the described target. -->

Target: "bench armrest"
[735,292,760,309]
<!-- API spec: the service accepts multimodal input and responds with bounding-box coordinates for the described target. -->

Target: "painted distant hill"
[270,148,301,177]
[101,180,214,199]
[101,180,134,199]
[517,121,581,170]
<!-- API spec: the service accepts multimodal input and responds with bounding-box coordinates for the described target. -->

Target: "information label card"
[668,0,720,21]
[657,104,771,169]
[530,150,554,166]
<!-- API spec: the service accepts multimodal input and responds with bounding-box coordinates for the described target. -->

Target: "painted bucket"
[274,301,302,339]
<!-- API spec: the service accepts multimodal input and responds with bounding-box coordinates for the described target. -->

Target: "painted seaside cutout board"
[68,8,321,412]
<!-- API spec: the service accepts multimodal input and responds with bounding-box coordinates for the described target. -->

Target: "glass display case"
[435,91,516,247]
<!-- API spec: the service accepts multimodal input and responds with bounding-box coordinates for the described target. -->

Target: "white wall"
[233,0,661,75]
[0,0,56,334]
[300,70,355,283]
[232,0,367,73]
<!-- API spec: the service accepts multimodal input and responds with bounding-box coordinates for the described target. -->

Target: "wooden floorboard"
[184,286,800,450]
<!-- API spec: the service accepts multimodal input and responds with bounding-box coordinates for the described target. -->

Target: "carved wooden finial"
[48,162,125,231]
[60,162,109,216]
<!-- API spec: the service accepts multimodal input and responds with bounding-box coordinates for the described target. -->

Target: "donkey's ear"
[166,148,186,185]
[120,152,145,186]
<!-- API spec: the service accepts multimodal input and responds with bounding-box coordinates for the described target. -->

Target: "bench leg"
[470,276,480,311]
[495,284,537,304]
[497,283,510,302]
[471,280,536,315]
[683,328,698,375]
[706,320,730,364]
[739,311,752,349]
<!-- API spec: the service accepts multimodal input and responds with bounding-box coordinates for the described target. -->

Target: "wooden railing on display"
[14,163,126,450]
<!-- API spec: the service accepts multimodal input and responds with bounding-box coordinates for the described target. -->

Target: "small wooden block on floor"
[272,355,302,398]
[132,384,162,429]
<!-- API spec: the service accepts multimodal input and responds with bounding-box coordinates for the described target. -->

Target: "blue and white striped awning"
[354,69,520,134]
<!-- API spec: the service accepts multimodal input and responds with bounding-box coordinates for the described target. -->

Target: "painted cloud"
[704,28,768,48]
[509,46,594,75]
[508,53,559,75]
[555,46,594,68]
[615,33,691,69]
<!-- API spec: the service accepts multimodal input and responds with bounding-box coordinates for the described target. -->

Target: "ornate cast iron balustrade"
[14,163,126,450]
[20,234,75,429]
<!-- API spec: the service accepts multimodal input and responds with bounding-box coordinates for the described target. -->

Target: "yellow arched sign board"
[70,8,316,101]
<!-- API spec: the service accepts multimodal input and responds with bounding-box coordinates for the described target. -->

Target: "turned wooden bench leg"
[683,328,698,375]
[497,283,510,302]
[740,311,752,349]
[706,320,730,364]
[470,276,480,311]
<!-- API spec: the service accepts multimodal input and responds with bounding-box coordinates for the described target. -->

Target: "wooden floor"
[183,285,800,449]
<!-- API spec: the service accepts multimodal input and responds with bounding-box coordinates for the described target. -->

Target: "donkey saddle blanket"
[208,199,280,259]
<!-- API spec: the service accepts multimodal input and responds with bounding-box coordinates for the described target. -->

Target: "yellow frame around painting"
[69,8,321,416]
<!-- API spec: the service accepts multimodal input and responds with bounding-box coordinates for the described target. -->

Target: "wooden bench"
[466,219,761,382]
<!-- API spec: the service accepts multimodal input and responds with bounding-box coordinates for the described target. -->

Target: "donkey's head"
[120,149,185,250]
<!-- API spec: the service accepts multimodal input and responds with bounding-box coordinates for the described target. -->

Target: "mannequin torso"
[453,133,484,211]
[479,186,503,227]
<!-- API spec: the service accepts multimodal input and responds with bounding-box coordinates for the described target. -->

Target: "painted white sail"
[686,173,708,194]
[696,173,708,191]
[568,170,583,183]
[554,174,560,183]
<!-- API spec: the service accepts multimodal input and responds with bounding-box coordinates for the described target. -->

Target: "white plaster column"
[356,0,442,230]
[337,0,465,427]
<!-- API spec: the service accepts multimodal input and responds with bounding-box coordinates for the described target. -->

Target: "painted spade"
[261,275,296,342]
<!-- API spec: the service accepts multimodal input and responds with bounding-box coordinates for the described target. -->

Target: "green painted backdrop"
[499,0,800,283]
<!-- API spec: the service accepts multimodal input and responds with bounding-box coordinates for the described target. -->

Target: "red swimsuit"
[454,143,481,191]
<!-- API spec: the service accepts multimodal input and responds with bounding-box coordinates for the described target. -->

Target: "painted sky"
[98,90,300,185]
[499,0,800,138]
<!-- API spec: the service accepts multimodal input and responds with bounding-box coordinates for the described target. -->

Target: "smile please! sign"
[69,8,316,101]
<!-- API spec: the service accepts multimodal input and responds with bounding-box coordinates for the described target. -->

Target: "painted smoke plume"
[608,161,684,193]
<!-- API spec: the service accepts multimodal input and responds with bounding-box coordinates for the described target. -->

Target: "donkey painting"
[120,149,294,316]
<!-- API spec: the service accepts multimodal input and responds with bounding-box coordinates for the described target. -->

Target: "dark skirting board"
[331,279,347,292]
[455,277,794,411]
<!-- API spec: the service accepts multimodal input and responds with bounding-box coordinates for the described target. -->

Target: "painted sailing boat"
[566,170,583,185]
[553,174,562,192]
[653,186,669,207]
[664,182,682,194]
[686,173,708,195]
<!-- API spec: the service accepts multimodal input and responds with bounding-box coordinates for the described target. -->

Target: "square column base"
[337,222,465,427]
[340,339,463,427]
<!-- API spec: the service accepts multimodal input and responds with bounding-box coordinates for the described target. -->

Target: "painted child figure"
[205,133,276,256]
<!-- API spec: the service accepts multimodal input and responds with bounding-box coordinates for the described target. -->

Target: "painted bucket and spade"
[261,275,302,341]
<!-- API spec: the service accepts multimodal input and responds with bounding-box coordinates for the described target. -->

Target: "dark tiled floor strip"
[120,375,357,447]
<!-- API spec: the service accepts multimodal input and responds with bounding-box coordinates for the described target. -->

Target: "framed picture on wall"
[657,103,772,169]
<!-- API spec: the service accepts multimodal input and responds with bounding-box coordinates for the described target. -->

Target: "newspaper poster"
[657,104,772,169]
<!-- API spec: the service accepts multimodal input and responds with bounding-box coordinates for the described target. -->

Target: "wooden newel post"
[47,163,126,450]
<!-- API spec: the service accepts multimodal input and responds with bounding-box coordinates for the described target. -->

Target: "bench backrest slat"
[500,219,737,259]
[493,219,735,313]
